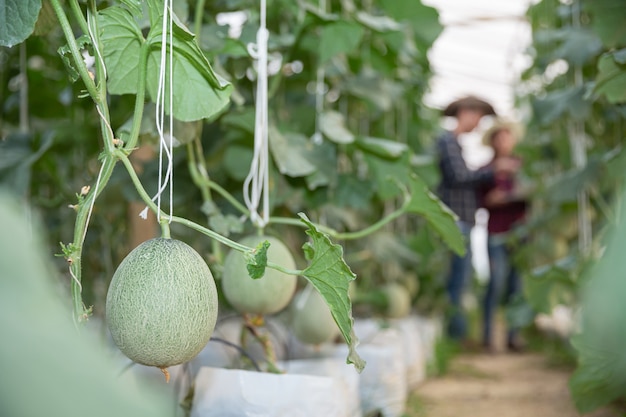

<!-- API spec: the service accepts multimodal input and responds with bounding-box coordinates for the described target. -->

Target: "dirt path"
[411,352,619,417]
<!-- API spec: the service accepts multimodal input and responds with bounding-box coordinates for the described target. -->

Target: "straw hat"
[442,96,496,117]
[481,119,524,146]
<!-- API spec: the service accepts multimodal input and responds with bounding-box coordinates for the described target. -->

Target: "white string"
[243,0,269,228]
[86,10,106,81]
[143,0,175,223]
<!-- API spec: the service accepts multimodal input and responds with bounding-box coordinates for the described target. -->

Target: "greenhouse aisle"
[409,352,619,417]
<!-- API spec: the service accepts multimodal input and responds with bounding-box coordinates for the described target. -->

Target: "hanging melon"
[106,238,218,370]
[291,286,340,345]
[222,235,297,315]
[383,282,412,319]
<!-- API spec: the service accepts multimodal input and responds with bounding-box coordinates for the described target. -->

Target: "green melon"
[291,286,339,345]
[106,238,218,368]
[222,235,297,315]
[383,282,411,319]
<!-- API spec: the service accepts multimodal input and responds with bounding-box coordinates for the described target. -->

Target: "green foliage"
[583,0,626,49]
[98,4,232,121]
[0,0,42,47]
[245,240,270,279]
[0,0,453,379]
[570,195,626,412]
[595,51,626,103]
[319,21,364,64]
[405,174,465,256]
[0,191,174,417]
[300,213,365,371]
[520,0,626,411]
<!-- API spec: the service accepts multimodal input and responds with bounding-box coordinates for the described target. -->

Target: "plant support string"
[141,0,175,224]
[243,0,270,228]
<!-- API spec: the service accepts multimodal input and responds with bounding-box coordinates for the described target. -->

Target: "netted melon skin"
[106,238,218,368]
[222,235,297,315]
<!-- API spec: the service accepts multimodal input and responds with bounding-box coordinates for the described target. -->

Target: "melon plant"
[291,286,340,345]
[106,238,218,369]
[382,282,412,319]
[222,235,297,315]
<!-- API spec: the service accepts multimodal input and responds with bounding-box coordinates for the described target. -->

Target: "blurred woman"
[478,121,529,353]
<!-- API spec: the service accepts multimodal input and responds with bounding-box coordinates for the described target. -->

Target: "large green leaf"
[0,192,173,417]
[99,5,232,121]
[534,28,602,67]
[570,193,626,412]
[405,174,465,256]
[378,0,442,48]
[595,52,626,104]
[319,20,364,64]
[344,72,403,111]
[299,213,365,372]
[268,128,317,177]
[532,86,590,125]
[584,0,626,48]
[363,152,410,200]
[0,0,42,47]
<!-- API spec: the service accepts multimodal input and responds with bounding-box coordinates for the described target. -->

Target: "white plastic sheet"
[338,319,407,417]
[390,316,427,389]
[278,358,361,417]
[191,367,345,417]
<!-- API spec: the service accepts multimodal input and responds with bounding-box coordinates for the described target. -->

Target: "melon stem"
[160,221,171,239]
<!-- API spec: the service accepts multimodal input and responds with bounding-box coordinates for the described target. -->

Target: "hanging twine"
[141,0,174,223]
[243,0,270,228]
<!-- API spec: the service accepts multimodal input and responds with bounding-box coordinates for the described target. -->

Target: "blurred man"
[436,96,518,344]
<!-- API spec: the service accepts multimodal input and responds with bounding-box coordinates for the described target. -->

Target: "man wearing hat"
[436,96,519,344]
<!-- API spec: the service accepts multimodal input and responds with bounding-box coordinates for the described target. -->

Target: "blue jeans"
[446,221,473,340]
[482,235,521,346]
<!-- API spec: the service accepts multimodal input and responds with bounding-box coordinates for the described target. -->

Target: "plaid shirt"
[435,131,494,225]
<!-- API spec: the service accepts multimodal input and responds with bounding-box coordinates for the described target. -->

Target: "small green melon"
[383,282,411,319]
[291,286,339,345]
[222,235,297,315]
[106,238,218,368]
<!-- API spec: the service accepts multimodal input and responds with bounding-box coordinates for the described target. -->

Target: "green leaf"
[569,196,626,412]
[57,35,92,83]
[583,0,626,48]
[319,110,355,144]
[363,152,410,200]
[299,0,339,22]
[354,11,403,32]
[0,0,42,47]
[304,140,337,190]
[99,5,232,121]
[534,28,602,67]
[120,0,142,16]
[405,174,465,256]
[595,52,626,103]
[378,0,443,48]
[356,136,408,159]
[298,213,365,372]
[268,128,317,177]
[334,174,374,209]
[344,72,403,111]
[245,240,270,280]
[532,86,590,125]
[319,20,364,64]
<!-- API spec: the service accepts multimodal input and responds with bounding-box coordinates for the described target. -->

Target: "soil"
[411,351,620,417]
